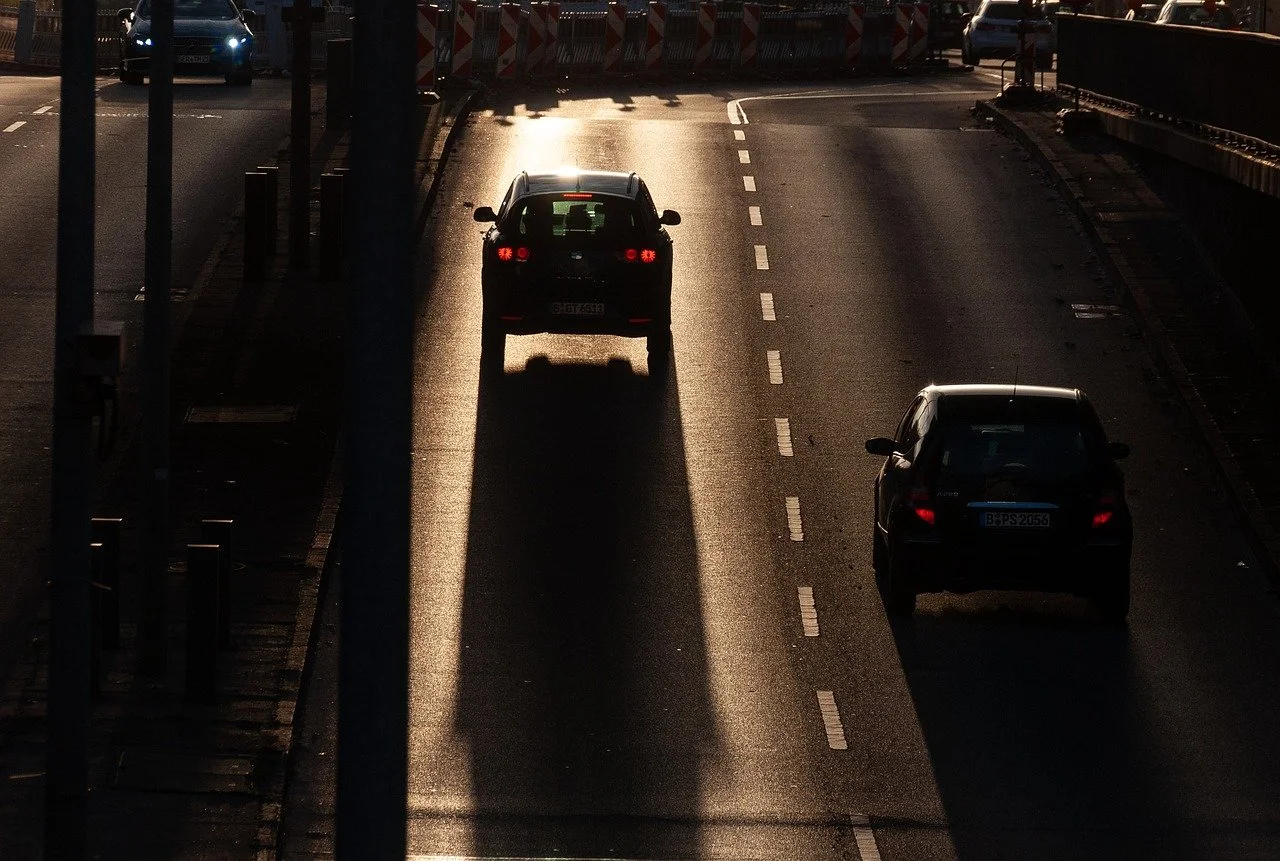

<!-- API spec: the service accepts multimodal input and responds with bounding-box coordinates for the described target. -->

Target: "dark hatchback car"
[119,0,256,86]
[866,384,1133,622]
[472,169,681,378]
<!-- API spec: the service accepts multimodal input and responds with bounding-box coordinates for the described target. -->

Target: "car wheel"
[119,69,144,85]
[1093,567,1131,625]
[646,327,672,381]
[879,538,917,618]
[479,316,504,378]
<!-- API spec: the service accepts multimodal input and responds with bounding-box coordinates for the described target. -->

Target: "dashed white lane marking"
[733,128,745,141]
[774,417,793,456]
[797,586,819,636]
[748,205,762,226]
[759,292,776,321]
[34,106,53,115]
[817,690,847,749]
[766,350,783,384]
[3,121,26,133]
[851,814,884,861]
[785,495,804,540]
[743,175,756,192]
[754,244,769,270]
[738,149,751,164]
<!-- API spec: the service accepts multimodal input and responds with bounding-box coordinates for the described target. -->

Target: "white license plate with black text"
[549,301,604,316]
[178,54,210,63]
[981,511,1051,529]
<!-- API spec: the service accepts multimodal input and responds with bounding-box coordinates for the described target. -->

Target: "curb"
[975,97,1280,586]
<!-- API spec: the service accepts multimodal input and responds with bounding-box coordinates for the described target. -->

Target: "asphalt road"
[0,74,292,683]
[374,76,1280,861]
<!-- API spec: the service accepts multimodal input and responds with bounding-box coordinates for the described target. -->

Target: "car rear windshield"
[506,194,645,243]
[929,420,1096,489]
[982,2,1049,18]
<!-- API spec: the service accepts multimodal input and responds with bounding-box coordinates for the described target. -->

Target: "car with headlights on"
[472,169,681,378]
[119,0,257,86]
[865,384,1133,622]
[961,0,1054,69]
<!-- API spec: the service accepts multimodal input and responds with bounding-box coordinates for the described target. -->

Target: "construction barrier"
[545,2,561,73]
[908,3,929,64]
[495,2,519,78]
[694,2,715,71]
[738,2,760,70]
[527,1,547,73]
[892,3,910,67]
[645,1,666,72]
[603,1,626,73]
[845,3,865,69]
[452,0,477,77]
[417,3,439,89]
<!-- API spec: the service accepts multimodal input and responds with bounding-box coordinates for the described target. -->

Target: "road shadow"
[453,353,716,857]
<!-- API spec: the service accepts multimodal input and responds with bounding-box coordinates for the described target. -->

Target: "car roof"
[925,383,1082,400]
[519,170,640,198]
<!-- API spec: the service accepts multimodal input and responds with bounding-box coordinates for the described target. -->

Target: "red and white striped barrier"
[891,3,910,67]
[495,2,520,78]
[908,3,929,64]
[738,2,760,69]
[527,2,547,73]
[645,1,666,73]
[603,1,626,74]
[451,0,476,77]
[544,2,561,73]
[844,3,864,69]
[417,3,439,89]
[695,2,716,72]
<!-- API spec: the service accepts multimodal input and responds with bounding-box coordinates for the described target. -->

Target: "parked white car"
[961,0,1055,69]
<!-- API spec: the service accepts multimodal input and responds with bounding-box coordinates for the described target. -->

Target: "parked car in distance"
[933,0,973,50]
[472,169,681,379]
[961,0,1055,69]
[1124,3,1163,20]
[118,0,256,86]
[1153,0,1241,28]
[865,384,1133,622]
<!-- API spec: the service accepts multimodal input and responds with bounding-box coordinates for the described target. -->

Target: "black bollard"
[91,517,123,651]
[319,172,346,281]
[255,165,280,257]
[184,544,220,704]
[89,542,104,701]
[327,38,352,131]
[244,171,269,282]
[200,519,235,650]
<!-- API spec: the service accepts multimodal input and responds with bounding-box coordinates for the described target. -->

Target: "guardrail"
[1056,14,1280,149]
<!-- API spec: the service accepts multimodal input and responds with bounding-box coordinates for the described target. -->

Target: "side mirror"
[241,9,256,23]
[962,12,973,21]
[118,7,133,20]
[1108,441,1130,461]
[865,437,897,457]
[659,209,681,226]
[472,206,498,223]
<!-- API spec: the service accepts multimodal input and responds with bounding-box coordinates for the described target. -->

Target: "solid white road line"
[767,350,783,384]
[738,149,751,164]
[734,128,745,141]
[749,206,762,226]
[754,244,769,270]
[774,417,793,456]
[3,121,26,133]
[33,106,53,115]
[850,814,884,861]
[727,99,750,124]
[785,496,804,541]
[816,690,847,749]
[743,175,756,192]
[797,586,819,636]
[760,292,776,321]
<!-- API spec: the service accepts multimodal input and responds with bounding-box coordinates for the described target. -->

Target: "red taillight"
[623,248,658,263]
[496,246,513,261]
[1092,491,1118,528]
[624,248,639,262]
[909,489,936,526]
[562,192,594,199]
[515,246,530,261]
[1092,511,1114,528]
[640,249,657,263]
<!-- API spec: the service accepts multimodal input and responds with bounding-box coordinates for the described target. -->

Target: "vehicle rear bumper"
[900,538,1130,595]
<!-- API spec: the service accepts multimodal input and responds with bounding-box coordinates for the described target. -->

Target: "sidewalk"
[0,83,475,859]
[977,91,1280,585]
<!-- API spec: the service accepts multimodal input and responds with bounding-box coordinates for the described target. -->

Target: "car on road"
[932,1,973,50]
[1124,3,1163,20]
[865,384,1133,622]
[961,0,1055,69]
[472,169,681,378]
[118,0,257,86]
[1153,0,1241,28]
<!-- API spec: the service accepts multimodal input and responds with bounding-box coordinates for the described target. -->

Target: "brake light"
[496,246,529,262]
[623,248,658,263]
[1092,491,1118,528]
[640,249,657,263]
[909,489,936,526]
[562,192,594,199]
[624,248,638,262]
[515,246,530,261]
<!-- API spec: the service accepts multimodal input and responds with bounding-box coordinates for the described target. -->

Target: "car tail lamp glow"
[516,246,530,261]
[1092,491,1118,528]
[640,249,657,263]
[623,248,658,263]
[496,246,529,262]
[909,489,936,526]
[624,248,638,262]
[562,192,594,199]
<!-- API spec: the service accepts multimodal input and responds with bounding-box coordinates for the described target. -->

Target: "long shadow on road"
[453,354,716,858]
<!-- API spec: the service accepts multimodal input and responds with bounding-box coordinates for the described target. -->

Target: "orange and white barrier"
[908,3,929,64]
[417,3,439,89]
[695,2,716,71]
[451,0,476,77]
[544,2,561,73]
[891,3,910,67]
[527,2,547,73]
[603,1,626,74]
[645,1,666,72]
[845,3,864,69]
[495,2,520,78]
[738,2,760,69]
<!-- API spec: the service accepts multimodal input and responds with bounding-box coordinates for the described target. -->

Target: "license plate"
[981,511,1051,529]
[549,301,604,316]
[178,54,210,63]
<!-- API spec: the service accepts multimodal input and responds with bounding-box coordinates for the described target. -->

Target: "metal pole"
[46,0,97,852]
[336,0,413,853]
[290,0,314,269]
[138,0,176,677]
